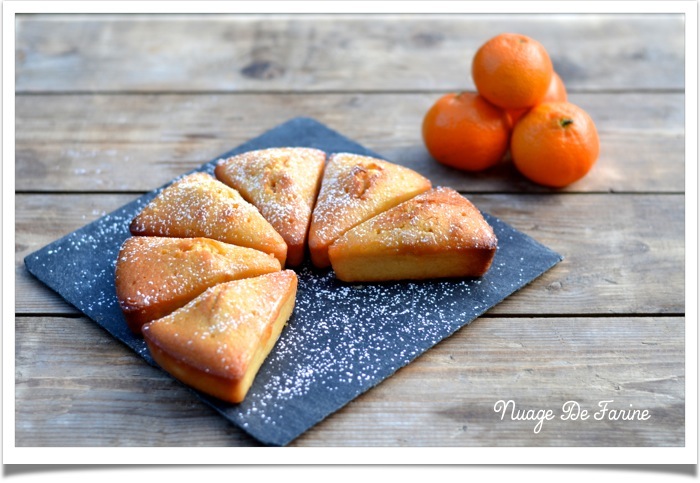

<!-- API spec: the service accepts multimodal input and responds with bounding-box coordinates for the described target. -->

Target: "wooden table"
[15,13,686,447]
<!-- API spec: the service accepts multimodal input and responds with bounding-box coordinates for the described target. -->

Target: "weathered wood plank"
[16,194,137,315]
[15,14,684,93]
[13,11,687,454]
[14,315,260,447]
[303,315,685,447]
[482,193,685,315]
[15,315,684,446]
[15,92,685,193]
[15,193,685,315]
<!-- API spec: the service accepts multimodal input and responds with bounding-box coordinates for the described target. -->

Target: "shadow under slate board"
[24,117,562,446]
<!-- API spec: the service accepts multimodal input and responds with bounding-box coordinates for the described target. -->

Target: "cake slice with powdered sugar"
[129,172,288,266]
[215,147,326,267]
[143,270,298,404]
[328,187,497,282]
[308,153,431,268]
[115,236,281,334]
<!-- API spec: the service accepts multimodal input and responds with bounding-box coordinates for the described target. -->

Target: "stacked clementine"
[422,91,510,172]
[422,33,600,188]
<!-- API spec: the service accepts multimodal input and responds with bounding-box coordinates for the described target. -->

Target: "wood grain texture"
[15,14,684,93]
[14,315,261,447]
[16,193,137,315]
[16,193,685,316]
[299,315,685,447]
[13,12,687,450]
[15,315,684,446]
[15,92,684,193]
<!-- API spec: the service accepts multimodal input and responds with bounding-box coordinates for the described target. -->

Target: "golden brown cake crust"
[117,149,503,403]
[328,187,498,281]
[115,236,281,333]
[215,147,326,267]
[308,153,431,268]
[129,172,287,266]
[142,270,298,403]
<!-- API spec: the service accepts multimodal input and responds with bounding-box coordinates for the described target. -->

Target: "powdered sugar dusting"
[25,127,561,446]
[228,251,514,430]
[25,196,154,346]
[130,172,284,252]
[144,272,296,379]
[115,236,280,314]
[336,187,498,251]
[217,211,563,447]
[25,177,554,447]
[215,148,326,247]
[309,153,431,246]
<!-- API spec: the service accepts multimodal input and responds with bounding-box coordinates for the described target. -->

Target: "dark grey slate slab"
[24,117,563,446]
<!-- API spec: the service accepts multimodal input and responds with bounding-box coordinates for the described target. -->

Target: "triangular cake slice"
[142,270,298,404]
[130,172,287,266]
[115,236,282,334]
[215,147,326,267]
[308,153,431,268]
[328,187,498,282]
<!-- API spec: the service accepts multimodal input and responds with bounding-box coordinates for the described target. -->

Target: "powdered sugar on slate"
[228,255,513,434]
[26,197,154,351]
[26,189,552,447]
[25,118,562,446]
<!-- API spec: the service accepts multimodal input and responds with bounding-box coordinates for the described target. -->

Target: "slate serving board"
[24,117,563,446]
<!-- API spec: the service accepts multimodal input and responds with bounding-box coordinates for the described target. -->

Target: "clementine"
[472,33,553,110]
[511,101,599,188]
[507,71,567,127]
[422,91,511,172]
